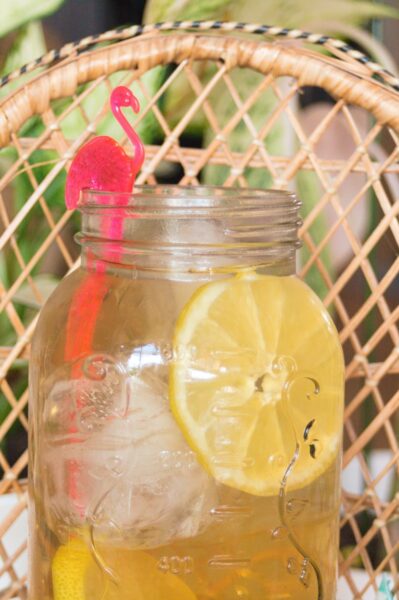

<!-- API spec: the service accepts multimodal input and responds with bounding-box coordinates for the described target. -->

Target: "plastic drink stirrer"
[65,87,144,210]
[64,86,145,509]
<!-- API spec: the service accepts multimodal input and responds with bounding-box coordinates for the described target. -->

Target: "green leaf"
[144,0,398,27]
[9,148,68,287]
[1,22,45,73]
[144,0,235,22]
[162,62,216,132]
[1,22,47,98]
[296,170,332,300]
[0,147,17,175]
[202,69,277,187]
[0,0,64,37]
[226,0,399,28]
[13,274,60,309]
[306,1,399,25]
[58,68,164,144]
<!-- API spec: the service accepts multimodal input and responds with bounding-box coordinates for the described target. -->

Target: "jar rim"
[79,185,300,218]
[78,185,301,275]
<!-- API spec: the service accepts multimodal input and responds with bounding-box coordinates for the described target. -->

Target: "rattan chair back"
[0,22,398,599]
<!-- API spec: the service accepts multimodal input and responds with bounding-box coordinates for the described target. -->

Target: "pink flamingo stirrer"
[64,86,145,510]
[66,86,145,211]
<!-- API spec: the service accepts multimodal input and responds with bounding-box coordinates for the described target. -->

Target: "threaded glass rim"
[78,186,301,276]
[79,185,300,220]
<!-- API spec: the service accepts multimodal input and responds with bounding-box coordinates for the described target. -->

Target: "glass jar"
[29,186,344,600]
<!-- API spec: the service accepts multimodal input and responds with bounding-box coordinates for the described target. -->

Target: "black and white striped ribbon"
[1,20,398,92]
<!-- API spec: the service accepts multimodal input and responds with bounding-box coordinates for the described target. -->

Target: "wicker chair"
[0,21,398,599]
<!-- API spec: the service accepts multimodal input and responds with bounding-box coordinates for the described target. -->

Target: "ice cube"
[42,370,217,549]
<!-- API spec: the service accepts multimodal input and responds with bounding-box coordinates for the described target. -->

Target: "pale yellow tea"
[30,270,343,600]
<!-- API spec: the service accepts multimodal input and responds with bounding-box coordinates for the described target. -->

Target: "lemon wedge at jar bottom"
[170,274,344,496]
[52,538,90,600]
[52,538,197,600]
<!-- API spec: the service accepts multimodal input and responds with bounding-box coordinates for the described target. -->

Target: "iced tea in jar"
[29,186,344,599]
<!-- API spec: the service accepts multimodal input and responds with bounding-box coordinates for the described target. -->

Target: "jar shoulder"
[31,268,86,353]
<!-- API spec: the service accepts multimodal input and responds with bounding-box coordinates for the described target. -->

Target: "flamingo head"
[111,86,140,113]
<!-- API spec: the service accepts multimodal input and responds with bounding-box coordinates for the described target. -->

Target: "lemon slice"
[170,274,344,496]
[52,538,197,600]
[52,538,90,600]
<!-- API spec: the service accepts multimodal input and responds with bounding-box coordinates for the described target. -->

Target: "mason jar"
[29,186,344,600]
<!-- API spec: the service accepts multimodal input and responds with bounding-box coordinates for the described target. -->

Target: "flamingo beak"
[131,96,140,113]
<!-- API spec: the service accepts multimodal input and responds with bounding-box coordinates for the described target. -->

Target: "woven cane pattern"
[0,25,397,599]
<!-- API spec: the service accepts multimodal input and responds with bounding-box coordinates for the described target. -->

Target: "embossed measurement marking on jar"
[271,525,288,540]
[157,555,194,575]
[286,498,309,517]
[210,505,253,519]
[159,449,196,470]
[210,455,255,468]
[287,557,312,587]
[211,405,254,418]
[208,555,251,569]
